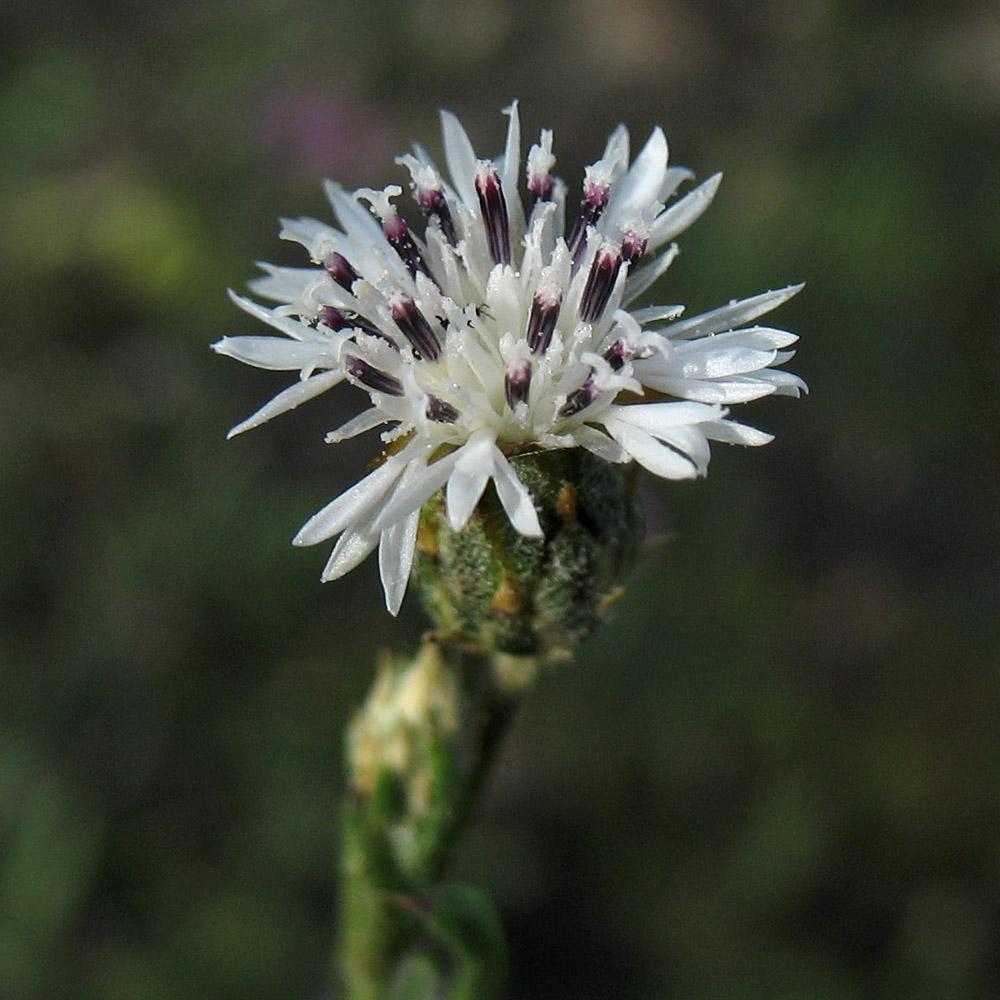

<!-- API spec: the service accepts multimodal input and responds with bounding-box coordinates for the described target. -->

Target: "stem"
[337,640,535,999]
[423,651,528,882]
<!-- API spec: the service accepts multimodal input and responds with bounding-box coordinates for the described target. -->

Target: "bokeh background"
[3,1,1000,997]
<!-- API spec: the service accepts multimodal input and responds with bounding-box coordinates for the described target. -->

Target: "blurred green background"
[3,1,999,997]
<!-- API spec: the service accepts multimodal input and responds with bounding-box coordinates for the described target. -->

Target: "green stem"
[337,640,535,1000]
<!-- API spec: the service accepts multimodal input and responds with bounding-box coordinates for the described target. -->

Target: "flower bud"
[413,450,643,657]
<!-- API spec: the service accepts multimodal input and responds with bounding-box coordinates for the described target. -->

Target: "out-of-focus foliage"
[2,1,998,998]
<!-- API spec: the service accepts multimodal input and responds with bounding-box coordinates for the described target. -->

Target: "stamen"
[318,305,349,330]
[525,287,562,355]
[319,306,398,349]
[345,355,404,396]
[558,374,599,418]
[579,243,623,323]
[567,178,610,261]
[526,130,556,205]
[383,215,433,279]
[389,294,441,362]
[475,161,511,266]
[603,338,631,372]
[528,173,554,205]
[323,252,360,292]
[426,395,459,423]
[621,230,648,264]
[504,359,532,410]
[397,154,458,245]
[417,187,457,245]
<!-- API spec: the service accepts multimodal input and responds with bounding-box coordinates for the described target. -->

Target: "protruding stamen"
[426,395,459,423]
[525,287,562,355]
[621,230,648,264]
[504,359,532,410]
[345,355,404,396]
[528,173,554,205]
[389,294,441,362]
[603,338,631,372]
[398,154,459,246]
[526,130,556,204]
[475,161,511,266]
[383,215,433,279]
[318,305,349,330]
[320,306,398,349]
[323,252,360,292]
[579,243,623,323]
[567,179,611,260]
[417,187,457,245]
[558,375,599,418]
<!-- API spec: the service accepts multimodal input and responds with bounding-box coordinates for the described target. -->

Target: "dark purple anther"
[425,395,459,423]
[390,295,441,362]
[417,187,457,245]
[318,305,349,330]
[475,162,511,266]
[558,374,599,418]
[567,180,610,261]
[579,244,623,323]
[527,171,554,205]
[383,215,433,280]
[504,359,532,410]
[525,289,561,355]
[527,132,556,206]
[323,252,360,292]
[345,355,404,396]
[621,230,648,264]
[603,338,631,372]
[319,306,398,349]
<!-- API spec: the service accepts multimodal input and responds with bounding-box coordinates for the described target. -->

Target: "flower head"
[214,103,805,616]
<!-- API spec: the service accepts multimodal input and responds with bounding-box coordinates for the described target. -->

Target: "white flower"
[214,103,806,615]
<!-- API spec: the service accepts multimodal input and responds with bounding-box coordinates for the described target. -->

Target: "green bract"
[414,450,643,656]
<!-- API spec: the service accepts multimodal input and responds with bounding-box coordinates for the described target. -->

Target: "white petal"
[648,422,713,471]
[278,217,342,259]
[605,418,702,479]
[228,291,319,341]
[571,425,630,463]
[226,369,343,437]
[380,508,419,616]
[372,452,460,533]
[321,525,379,581]
[652,324,798,352]
[212,336,332,371]
[446,437,494,531]
[491,448,543,537]
[294,459,405,546]
[760,370,809,396]
[705,420,774,446]
[605,126,668,229]
[637,373,778,404]
[664,285,804,340]
[723,325,800,350]
[324,407,387,444]
[249,264,323,303]
[440,109,479,208]
[324,180,384,246]
[499,101,521,213]
[660,165,695,202]
[606,400,724,432]
[672,345,781,379]
[630,303,685,324]
[647,172,722,250]
[599,124,630,180]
